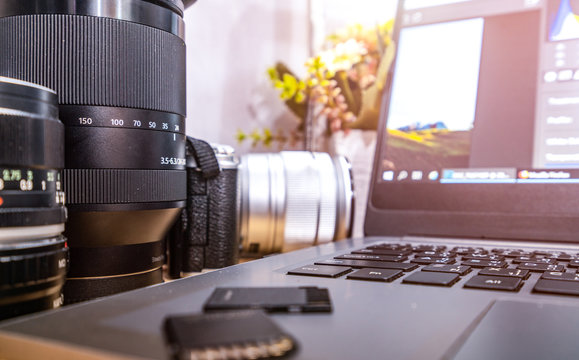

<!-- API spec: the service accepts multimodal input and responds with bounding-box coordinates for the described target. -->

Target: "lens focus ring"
[63,169,186,205]
[0,14,186,115]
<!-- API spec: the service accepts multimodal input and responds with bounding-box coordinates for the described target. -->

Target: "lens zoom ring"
[63,169,186,204]
[0,14,186,115]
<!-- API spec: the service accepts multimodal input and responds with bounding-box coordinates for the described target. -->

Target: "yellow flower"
[278,74,299,100]
[306,56,325,75]
[267,67,279,82]
[295,91,306,104]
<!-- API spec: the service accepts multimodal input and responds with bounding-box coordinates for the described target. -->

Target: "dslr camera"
[166,136,355,277]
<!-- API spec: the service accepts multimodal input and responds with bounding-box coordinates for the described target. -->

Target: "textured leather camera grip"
[183,167,238,272]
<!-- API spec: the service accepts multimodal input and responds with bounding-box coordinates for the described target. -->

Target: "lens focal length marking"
[59,106,185,134]
[0,168,64,208]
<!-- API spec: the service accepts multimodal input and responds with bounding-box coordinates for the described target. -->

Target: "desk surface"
[2,237,579,360]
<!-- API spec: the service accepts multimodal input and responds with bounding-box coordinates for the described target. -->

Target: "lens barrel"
[238,152,354,255]
[0,0,187,303]
[0,76,68,320]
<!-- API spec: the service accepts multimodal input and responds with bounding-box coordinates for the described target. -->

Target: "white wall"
[184,0,310,153]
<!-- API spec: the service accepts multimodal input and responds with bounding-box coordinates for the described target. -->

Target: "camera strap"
[186,136,220,179]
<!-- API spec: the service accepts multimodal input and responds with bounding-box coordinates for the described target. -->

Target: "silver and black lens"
[0,77,67,320]
[0,0,188,303]
[238,152,354,255]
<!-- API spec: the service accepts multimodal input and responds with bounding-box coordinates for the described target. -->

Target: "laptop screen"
[368,0,579,241]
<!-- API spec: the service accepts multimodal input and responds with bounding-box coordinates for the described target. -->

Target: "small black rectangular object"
[402,271,460,287]
[411,257,454,265]
[478,267,530,279]
[352,248,412,256]
[346,268,403,282]
[541,271,579,282]
[203,287,332,313]
[335,253,407,262]
[534,279,579,296]
[421,264,471,276]
[517,263,564,272]
[462,259,507,268]
[315,259,418,272]
[287,265,351,278]
[464,275,522,292]
[164,310,296,360]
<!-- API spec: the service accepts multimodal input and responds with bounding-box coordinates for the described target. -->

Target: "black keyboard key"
[464,275,522,291]
[517,263,565,272]
[367,243,412,251]
[315,259,419,272]
[548,254,579,261]
[534,279,579,296]
[512,257,556,265]
[287,265,352,278]
[402,271,459,287]
[492,249,532,258]
[541,271,579,282]
[335,254,407,262]
[532,250,552,256]
[462,254,504,261]
[568,260,579,268]
[414,251,455,258]
[413,245,447,252]
[346,268,403,282]
[451,247,487,255]
[478,267,530,279]
[462,260,507,268]
[422,264,471,276]
[352,249,412,256]
[411,257,454,265]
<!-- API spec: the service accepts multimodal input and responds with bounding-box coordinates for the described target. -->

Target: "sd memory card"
[164,310,296,360]
[203,286,332,313]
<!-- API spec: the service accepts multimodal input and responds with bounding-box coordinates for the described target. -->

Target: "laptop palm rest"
[451,299,579,359]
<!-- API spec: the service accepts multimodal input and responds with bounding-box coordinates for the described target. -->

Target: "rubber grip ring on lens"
[63,169,186,204]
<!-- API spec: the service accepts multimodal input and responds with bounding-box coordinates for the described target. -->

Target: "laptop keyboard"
[287,242,579,296]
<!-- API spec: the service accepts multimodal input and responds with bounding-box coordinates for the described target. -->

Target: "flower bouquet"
[237,20,395,148]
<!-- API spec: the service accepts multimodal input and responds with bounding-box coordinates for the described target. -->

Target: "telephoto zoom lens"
[0,77,67,320]
[0,0,188,303]
[238,152,354,256]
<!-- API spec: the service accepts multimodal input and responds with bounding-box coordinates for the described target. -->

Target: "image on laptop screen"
[369,0,579,241]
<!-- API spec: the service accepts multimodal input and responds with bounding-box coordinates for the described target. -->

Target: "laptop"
[2,0,579,358]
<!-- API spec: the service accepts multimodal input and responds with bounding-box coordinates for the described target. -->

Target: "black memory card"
[164,310,296,360]
[203,286,332,313]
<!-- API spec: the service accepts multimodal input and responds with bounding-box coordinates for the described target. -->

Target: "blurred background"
[184,0,398,237]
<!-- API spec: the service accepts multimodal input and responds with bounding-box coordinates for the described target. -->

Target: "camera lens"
[238,152,354,255]
[0,76,67,320]
[0,0,187,303]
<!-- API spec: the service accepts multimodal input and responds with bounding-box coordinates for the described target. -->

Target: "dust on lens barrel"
[0,1,188,303]
[0,77,67,320]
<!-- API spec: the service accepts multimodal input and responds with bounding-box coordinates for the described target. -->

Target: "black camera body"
[167,137,239,276]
